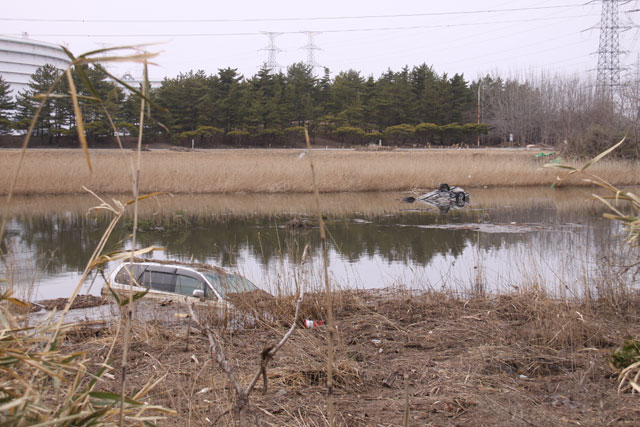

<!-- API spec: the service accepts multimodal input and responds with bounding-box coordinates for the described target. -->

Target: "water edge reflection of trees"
[3,206,613,275]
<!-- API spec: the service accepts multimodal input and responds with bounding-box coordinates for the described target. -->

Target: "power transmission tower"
[301,32,322,72]
[260,32,283,73]
[596,0,629,98]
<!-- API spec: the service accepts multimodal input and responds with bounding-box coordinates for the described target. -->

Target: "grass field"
[1,148,638,195]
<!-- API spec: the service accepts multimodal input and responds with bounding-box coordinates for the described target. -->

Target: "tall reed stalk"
[304,127,335,426]
[119,59,148,426]
[0,46,173,425]
[546,137,640,393]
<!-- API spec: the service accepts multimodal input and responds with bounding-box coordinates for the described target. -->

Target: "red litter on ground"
[304,319,325,328]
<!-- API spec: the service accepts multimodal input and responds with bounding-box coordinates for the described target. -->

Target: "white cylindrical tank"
[0,35,71,99]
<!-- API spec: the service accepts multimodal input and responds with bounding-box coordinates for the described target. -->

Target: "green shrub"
[226,130,250,146]
[383,124,415,145]
[179,130,197,139]
[195,125,223,136]
[611,339,640,371]
[364,131,383,143]
[440,123,463,145]
[284,126,305,136]
[252,128,284,146]
[415,122,439,144]
[227,130,249,137]
[334,126,365,144]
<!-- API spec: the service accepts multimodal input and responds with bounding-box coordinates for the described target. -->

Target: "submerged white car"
[401,183,470,213]
[403,183,470,205]
[107,258,259,306]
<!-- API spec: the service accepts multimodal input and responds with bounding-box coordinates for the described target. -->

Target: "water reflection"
[0,188,632,300]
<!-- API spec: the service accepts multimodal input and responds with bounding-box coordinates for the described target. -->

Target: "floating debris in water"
[285,217,314,230]
[406,222,549,234]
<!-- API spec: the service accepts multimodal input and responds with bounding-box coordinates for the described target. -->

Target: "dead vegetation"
[32,294,108,311]
[66,289,640,426]
[1,149,639,195]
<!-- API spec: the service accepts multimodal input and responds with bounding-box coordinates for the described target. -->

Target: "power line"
[0,14,599,38]
[346,6,593,67]
[329,28,593,73]
[0,4,588,24]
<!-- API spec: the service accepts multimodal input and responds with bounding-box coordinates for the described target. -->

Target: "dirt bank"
[65,290,640,426]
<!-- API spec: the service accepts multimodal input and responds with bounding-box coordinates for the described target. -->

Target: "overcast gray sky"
[3,0,640,82]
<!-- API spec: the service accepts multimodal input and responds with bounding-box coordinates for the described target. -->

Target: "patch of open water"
[0,188,636,301]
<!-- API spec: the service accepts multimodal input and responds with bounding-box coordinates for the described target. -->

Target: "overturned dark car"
[402,183,470,213]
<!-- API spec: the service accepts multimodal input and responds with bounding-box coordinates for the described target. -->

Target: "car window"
[204,272,257,298]
[114,264,145,285]
[141,270,176,292]
[175,274,202,296]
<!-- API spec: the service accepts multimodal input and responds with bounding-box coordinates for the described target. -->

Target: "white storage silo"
[0,35,71,99]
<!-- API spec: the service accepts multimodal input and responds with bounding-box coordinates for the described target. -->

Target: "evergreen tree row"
[0,63,487,147]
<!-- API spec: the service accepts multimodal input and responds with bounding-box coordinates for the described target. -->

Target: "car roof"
[129,257,228,275]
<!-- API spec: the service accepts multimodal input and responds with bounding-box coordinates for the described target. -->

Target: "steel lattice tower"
[301,32,322,72]
[260,32,283,73]
[596,0,624,97]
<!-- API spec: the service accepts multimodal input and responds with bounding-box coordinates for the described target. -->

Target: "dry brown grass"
[1,148,638,195]
[73,289,640,426]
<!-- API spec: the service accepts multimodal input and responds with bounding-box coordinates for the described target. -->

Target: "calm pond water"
[0,188,635,301]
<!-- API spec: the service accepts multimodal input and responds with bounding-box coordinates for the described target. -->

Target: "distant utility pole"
[301,32,322,72]
[477,83,483,147]
[260,32,283,73]
[595,0,628,99]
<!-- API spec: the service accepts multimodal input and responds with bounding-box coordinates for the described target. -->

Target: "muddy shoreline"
[54,289,640,426]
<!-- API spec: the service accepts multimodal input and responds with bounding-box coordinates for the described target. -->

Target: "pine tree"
[76,64,126,141]
[14,64,69,141]
[284,62,317,126]
[331,69,365,124]
[0,75,15,134]
[216,67,245,132]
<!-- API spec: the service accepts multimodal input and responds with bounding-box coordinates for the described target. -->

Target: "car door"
[174,270,208,298]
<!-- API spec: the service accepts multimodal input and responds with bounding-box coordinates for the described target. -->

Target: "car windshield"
[203,271,258,298]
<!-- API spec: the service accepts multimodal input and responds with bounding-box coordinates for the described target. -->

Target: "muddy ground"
[62,290,640,426]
